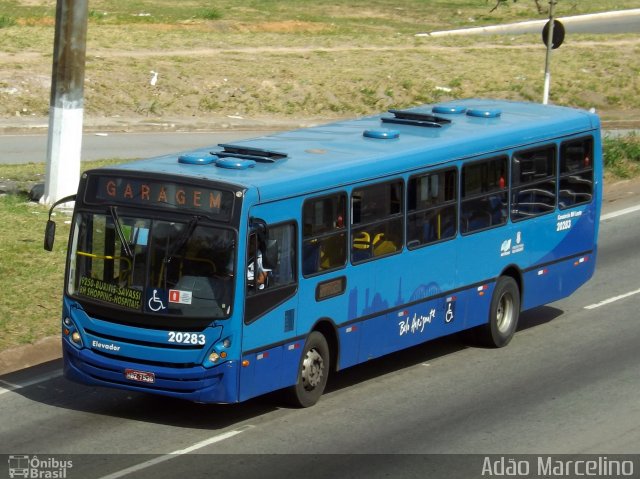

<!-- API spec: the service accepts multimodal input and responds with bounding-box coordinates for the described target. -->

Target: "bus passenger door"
[239,213,300,401]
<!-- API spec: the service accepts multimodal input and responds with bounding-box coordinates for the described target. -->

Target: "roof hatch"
[213,144,288,163]
[381,109,451,128]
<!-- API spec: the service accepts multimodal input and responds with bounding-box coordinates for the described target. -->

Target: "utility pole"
[40,0,89,205]
[542,0,557,105]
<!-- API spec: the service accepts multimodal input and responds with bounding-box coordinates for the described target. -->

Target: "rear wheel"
[476,276,520,348]
[285,331,330,408]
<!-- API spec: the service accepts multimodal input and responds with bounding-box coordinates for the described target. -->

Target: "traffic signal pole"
[41,0,88,205]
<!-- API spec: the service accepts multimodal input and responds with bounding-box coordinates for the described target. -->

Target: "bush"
[604,133,640,178]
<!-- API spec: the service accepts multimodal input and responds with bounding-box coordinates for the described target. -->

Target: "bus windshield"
[68,211,236,320]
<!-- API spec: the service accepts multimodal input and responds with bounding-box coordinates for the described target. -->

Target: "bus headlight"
[62,317,83,348]
[208,350,228,364]
[204,337,231,367]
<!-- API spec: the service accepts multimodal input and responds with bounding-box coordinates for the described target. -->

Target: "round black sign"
[542,19,565,49]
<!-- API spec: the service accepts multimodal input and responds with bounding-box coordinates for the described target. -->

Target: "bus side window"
[302,193,347,276]
[351,180,403,263]
[460,156,508,234]
[247,223,296,294]
[407,168,457,248]
[559,137,594,209]
[511,145,556,221]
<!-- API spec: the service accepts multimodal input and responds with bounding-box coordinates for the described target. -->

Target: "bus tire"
[285,331,330,408]
[477,276,520,348]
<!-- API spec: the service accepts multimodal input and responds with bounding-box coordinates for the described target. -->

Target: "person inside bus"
[319,214,345,270]
[247,233,270,290]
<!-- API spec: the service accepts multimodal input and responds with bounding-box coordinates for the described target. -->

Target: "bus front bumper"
[62,340,239,404]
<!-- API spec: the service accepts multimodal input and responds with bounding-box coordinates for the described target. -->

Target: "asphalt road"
[425,9,640,36]
[0,130,278,165]
[566,13,640,34]
[1,202,639,478]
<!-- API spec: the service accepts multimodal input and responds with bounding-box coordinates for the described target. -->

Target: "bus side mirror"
[43,193,77,252]
[250,217,268,238]
[44,220,56,251]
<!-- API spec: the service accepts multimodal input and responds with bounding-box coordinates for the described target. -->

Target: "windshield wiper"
[109,206,134,259]
[165,216,200,263]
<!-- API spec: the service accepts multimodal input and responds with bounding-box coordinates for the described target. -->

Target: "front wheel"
[476,276,521,348]
[284,331,330,408]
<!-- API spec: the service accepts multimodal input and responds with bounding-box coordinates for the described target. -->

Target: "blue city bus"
[45,99,602,407]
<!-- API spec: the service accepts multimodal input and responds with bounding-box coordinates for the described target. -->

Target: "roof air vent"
[215,157,256,170]
[432,104,467,115]
[466,108,502,118]
[363,129,400,140]
[178,154,216,165]
[381,109,451,128]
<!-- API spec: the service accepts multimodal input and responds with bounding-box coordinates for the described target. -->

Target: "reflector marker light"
[345,326,358,333]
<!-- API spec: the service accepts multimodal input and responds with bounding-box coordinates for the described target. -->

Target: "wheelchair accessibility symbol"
[445,301,455,323]
[147,289,167,312]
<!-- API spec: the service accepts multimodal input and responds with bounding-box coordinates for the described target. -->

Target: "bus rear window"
[511,145,556,221]
[559,137,594,209]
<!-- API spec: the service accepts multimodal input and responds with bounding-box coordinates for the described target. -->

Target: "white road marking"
[600,204,640,221]
[584,288,640,310]
[580,205,640,309]
[97,426,253,479]
[0,370,63,396]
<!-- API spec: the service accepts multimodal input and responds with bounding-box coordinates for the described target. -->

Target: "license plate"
[125,369,155,384]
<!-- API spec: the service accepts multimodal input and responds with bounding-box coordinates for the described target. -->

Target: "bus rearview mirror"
[43,193,77,252]
[44,220,56,251]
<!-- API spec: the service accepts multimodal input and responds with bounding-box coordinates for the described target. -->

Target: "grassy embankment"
[0,0,639,125]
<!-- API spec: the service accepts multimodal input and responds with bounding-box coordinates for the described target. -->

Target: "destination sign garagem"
[86,176,234,218]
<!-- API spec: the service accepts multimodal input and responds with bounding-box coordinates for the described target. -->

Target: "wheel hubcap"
[301,348,324,391]
[496,293,514,333]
